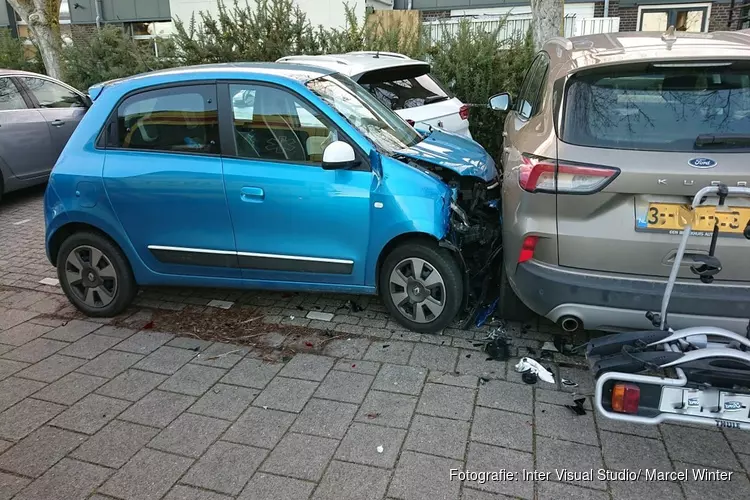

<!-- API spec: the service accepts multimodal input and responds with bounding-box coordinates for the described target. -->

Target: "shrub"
[0,28,45,74]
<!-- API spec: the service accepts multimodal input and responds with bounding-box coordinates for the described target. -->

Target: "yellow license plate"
[645,203,750,234]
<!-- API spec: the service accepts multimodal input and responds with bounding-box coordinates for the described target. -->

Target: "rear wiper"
[695,133,750,148]
[424,95,449,105]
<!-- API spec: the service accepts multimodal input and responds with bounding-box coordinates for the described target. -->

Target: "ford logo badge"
[724,401,743,411]
[688,157,717,169]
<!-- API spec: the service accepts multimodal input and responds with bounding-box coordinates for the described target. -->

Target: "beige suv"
[490,29,750,335]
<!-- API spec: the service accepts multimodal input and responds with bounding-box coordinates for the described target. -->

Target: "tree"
[6,0,62,78]
[530,0,563,51]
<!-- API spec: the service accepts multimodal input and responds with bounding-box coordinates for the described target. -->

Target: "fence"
[423,15,620,44]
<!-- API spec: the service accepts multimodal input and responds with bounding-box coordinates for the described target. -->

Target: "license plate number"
[636,203,750,236]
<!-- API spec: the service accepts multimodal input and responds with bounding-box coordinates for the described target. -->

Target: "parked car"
[491,29,750,334]
[0,70,89,202]
[44,63,501,333]
[276,51,473,138]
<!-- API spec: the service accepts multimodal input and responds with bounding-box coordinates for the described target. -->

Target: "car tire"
[56,231,137,317]
[496,262,534,322]
[379,240,463,334]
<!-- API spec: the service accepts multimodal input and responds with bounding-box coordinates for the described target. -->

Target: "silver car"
[490,29,750,334]
[0,70,89,201]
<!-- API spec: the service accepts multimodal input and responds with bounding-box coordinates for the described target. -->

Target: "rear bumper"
[510,261,750,333]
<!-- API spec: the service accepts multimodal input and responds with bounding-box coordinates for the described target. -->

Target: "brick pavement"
[1,187,750,500]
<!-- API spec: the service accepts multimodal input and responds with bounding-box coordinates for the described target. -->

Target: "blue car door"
[220,82,372,287]
[102,83,240,278]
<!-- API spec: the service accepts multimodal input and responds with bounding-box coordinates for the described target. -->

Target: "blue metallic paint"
[45,63,489,296]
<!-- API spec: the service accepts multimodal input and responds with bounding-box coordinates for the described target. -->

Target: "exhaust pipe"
[560,316,581,333]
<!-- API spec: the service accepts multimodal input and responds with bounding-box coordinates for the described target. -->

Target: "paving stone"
[260,432,338,482]
[278,353,334,381]
[132,346,197,375]
[535,436,606,490]
[0,308,38,330]
[252,376,318,412]
[335,422,406,468]
[189,383,257,421]
[324,337,372,359]
[662,424,741,470]
[364,341,414,364]
[16,354,85,382]
[118,389,196,427]
[455,350,505,379]
[149,413,230,458]
[355,390,417,429]
[114,330,174,354]
[600,430,672,471]
[333,358,380,375]
[28,317,68,328]
[417,383,475,421]
[594,413,662,439]
[70,419,160,468]
[0,426,87,477]
[0,471,30,500]
[739,453,750,475]
[0,398,65,440]
[76,350,144,379]
[536,482,610,500]
[403,414,470,460]
[2,338,68,363]
[12,458,112,500]
[238,472,315,500]
[164,485,233,500]
[388,451,462,500]
[220,358,282,389]
[535,401,598,446]
[0,344,11,356]
[181,441,267,495]
[96,369,168,401]
[723,427,750,455]
[0,321,52,346]
[223,407,297,449]
[476,379,533,415]
[43,320,101,342]
[51,393,130,434]
[33,372,107,405]
[372,364,426,395]
[676,461,749,500]
[289,398,358,439]
[0,377,46,413]
[314,370,373,404]
[58,334,122,360]
[427,370,478,388]
[0,439,10,454]
[191,343,248,369]
[609,477,685,500]
[159,364,226,397]
[0,359,28,380]
[93,325,138,339]
[313,460,390,500]
[408,343,459,373]
[465,442,534,499]
[100,448,193,500]
[471,406,533,452]
[166,337,213,352]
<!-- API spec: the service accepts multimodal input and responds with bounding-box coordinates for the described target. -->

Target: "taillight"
[612,383,640,414]
[459,105,469,120]
[519,155,619,194]
[518,235,539,264]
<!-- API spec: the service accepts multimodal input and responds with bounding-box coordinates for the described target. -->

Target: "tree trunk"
[7,0,63,79]
[530,0,563,52]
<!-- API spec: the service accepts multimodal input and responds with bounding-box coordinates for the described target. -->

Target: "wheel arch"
[375,232,449,292]
[48,222,128,269]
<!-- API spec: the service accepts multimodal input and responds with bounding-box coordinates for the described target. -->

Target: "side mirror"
[489,92,511,112]
[322,141,360,170]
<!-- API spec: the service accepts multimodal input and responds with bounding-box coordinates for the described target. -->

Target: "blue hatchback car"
[44,63,501,333]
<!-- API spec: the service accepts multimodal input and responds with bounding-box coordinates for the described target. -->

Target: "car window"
[116,84,220,154]
[360,74,451,110]
[563,60,750,152]
[230,84,338,164]
[516,55,549,119]
[0,77,27,111]
[19,77,85,108]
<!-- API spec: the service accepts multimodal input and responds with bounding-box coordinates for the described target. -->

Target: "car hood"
[395,129,497,182]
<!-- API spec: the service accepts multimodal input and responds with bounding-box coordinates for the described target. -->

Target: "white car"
[276,51,472,138]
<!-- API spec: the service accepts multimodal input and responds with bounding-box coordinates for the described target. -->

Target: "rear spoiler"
[87,76,126,101]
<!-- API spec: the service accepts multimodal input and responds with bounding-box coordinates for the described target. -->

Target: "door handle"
[240,186,264,202]
[51,119,65,127]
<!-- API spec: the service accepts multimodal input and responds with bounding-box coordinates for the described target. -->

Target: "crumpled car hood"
[395,129,498,182]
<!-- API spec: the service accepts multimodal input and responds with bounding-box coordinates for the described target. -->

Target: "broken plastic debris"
[262,406,268,410]
[561,378,578,388]
[339,299,363,313]
[367,412,379,419]
[541,341,559,353]
[478,324,511,361]
[376,445,384,453]
[290,315,295,320]
[474,297,499,327]
[514,357,555,384]
[304,341,314,347]
[565,397,587,416]
[142,321,154,330]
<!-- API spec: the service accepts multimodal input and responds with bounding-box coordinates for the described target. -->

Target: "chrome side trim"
[237,251,354,265]
[147,245,236,256]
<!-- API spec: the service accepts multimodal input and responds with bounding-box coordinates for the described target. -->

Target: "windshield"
[306,72,423,153]
[563,60,750,152]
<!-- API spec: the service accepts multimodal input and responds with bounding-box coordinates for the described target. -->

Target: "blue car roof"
[87,62,335,101]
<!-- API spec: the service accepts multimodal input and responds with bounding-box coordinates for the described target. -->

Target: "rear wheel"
[56,232,137,317]
[379,241,463,334]
[496,262,534,322]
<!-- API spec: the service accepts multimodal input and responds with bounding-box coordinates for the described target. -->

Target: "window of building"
[637,3,710,32]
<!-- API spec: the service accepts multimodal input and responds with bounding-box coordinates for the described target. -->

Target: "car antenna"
[374,51,380,58]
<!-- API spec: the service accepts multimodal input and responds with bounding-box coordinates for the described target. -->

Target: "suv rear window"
[357,65,452,111]
[562,61,750,152]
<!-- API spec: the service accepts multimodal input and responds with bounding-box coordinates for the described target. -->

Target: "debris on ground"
[474,297,499,327]
[561,378,578,388]
[339,300,363,313]
[367,413,379,419]
[515,357,555,384]
[203,349,241,361]
[565,397,587,416]
[376,445,384,453]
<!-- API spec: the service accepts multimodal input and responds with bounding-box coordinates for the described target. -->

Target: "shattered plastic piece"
[541,341,559,353]
[514,357,556,384]
[367,413,379,419]
[304,341,314,347]
[142,321,154,330]
[382,344,390,348]
[565,397,587,416]
[339,300,363,313]
[262,406,268,410]
[479,376,490,385]
[474,297,499,327]
[376,445,384,453]
[289,315,295,320]
[521,371,538,385]
[561,378,578,388]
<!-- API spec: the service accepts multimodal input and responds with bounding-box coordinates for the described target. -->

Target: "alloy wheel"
[389,257,446,324]
[64,245,118,308]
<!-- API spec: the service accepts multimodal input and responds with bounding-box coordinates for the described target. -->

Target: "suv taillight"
[612,383,640,414]
[519,155,619,194]
[459,105,469,120]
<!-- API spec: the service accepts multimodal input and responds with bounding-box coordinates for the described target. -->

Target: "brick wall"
[709,2,732,31]
[71,24,100,44]
[422,9,451,22]
[619,6,638,31]
[594,1,620,17]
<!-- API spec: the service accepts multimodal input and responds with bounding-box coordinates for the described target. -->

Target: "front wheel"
[379,241,463,334]
[56,231,137,317]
